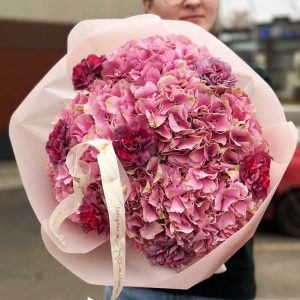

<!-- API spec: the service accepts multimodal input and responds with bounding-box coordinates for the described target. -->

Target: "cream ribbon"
[48,139,128,300]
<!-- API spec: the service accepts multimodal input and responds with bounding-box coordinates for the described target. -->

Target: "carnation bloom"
[197,57,237,87]
[78,188,109,235]
[72,54,107,90]
[240,151,272,200]
[112,117,157,169]
[145,237,196,269]
[46,119,70,164]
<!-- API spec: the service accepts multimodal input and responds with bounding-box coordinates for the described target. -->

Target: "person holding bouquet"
[10,0,297,296]
[104,1,271,299]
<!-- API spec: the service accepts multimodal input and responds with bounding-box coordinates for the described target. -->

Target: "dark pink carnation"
[112,118,157,169]
[46,119,70,165]
[78,190,109,235]
[72,54,106,90]
[240,151,272,200]
[197,57,237,87]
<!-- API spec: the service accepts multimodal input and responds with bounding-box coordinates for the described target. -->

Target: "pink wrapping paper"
[9,14,297,289]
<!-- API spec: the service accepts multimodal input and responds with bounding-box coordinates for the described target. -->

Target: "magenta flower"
[197,57,237,87]
[146,238,195,268]
[240,151,272,200]
[78,189,109,235]
[112,118,157,168]
[46,119,70,164]
[72,54,106,90]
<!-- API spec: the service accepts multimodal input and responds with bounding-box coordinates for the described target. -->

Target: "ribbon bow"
[48,139,129,300]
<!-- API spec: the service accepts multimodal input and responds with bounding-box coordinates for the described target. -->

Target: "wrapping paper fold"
[10,14,297,289]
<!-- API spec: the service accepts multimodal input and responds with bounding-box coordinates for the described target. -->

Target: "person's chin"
[181,16,207,28]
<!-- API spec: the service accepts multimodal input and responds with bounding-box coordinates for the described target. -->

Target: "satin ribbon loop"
[48,139,128,300]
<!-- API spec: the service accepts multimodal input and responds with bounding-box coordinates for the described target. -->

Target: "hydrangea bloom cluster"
[46,35,271,269]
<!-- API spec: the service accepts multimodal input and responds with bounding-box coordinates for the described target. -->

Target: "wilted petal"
[211,132,228,145]
[204,143,220,160]
[127,213,144,227]
[148,187,160,207]
[233,201,248,216]
[221,197,238,211]
[169,137,183,149]
[139,221,163,240]
[184,169,204,190]
[189,148,205,164]
[156,124,172,140]
[213,182,225,211]
[169,113,191,132]
[222,149,239,164]
[158,75,179,90]
[142,199,158,222]
[202,178,217,194]
[231,127,251,148]
[170,223,194,234]
[169,197,185,213]
[168,154,191,168]
[177,136,203,150]
[192,229,210,242]
[143,66,161,83]
[75,114,94,133]
[206,114,232,132]
[134,81,157,98]
[146,110,167,128]
[169,212,194,234]
[217,212,236,230]
[146,157,160,172]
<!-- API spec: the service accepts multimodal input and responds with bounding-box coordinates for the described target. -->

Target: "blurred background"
[0,0,300,299]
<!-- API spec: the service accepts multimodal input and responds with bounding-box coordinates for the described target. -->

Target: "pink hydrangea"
[46,34,271,269]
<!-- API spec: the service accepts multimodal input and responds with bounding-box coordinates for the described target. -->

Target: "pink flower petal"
[144,66,161,83]
[139,221,163,240]
[75,114,94,132]
[168,108,191,132]
[233,201,248,216]
[142,199,158,222]
[156,124,172,140]
[177,136,203,150]
[217,212,236,230]
[189,149,205,164]
[146,110,167,128]
[134,81,157,98]
[202,178,218,194]
[169,197,185,213]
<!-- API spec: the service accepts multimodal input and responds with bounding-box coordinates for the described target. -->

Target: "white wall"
[0,0,144,23]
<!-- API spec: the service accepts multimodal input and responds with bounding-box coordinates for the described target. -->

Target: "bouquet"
[9,15,297,299]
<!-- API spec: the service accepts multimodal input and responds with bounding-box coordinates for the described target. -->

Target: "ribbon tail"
[46,139,128,300]
[97,143,126,300]
[47,187,83,247]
